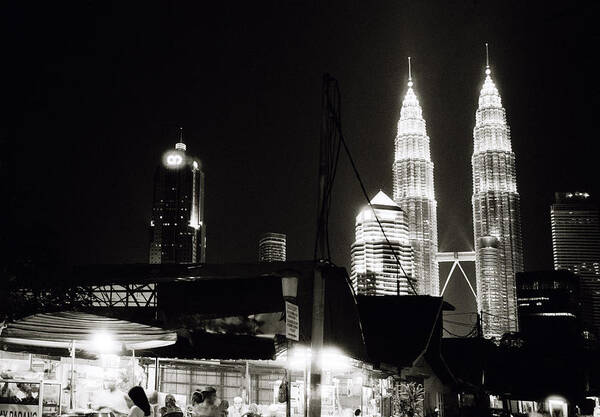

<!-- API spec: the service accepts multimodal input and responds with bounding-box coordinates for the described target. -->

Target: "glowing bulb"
[90,332,120,353]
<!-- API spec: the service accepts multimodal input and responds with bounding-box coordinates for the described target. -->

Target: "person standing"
[127,387,152,417]
[95,381,130,416]
[230,397,246,417]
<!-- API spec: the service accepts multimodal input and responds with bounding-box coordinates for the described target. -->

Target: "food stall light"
[546,395,568,416]
[90,332,120,353]
[288,347,351,371]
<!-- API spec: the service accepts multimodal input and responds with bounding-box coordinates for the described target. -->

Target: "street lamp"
[281,276,298,301]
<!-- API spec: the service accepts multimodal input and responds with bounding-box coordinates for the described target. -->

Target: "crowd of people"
[94,385,269,417]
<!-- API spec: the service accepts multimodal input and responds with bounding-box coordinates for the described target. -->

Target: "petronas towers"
[392,59,439,296]
[472,58,523,337]
[351,49,524,339]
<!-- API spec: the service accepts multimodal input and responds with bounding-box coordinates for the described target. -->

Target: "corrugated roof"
[0,311,177,351]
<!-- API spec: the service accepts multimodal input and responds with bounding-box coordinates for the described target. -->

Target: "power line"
[443,326,477,338]
[323,76,418,295]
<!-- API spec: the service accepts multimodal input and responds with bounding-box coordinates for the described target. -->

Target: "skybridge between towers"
[437,251,477,300]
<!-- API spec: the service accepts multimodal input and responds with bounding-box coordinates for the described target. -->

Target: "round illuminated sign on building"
[163,150,185,168]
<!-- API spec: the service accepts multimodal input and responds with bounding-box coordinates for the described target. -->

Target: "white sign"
[285,301,299,341]
[0,404,39,417]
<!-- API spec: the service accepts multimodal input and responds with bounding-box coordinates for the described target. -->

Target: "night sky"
[2,1,595,328]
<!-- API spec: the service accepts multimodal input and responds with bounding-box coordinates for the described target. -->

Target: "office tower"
[149,129,206,264]
[551,192,600,335]
[472,50,523,338]
[351,191,415,296]
[392,58,439,296]
[516,270,581,342]
[258,233,286,262]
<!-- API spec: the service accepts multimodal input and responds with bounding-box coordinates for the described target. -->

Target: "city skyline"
[3,2,592,326]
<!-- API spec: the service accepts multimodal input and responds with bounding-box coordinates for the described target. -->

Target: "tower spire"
[485,43,491,75]
[407,56,413,87]
[175,126,187,151]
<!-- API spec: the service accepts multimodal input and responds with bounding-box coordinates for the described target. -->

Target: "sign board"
[285,301,299,341]
[0,404,40,417]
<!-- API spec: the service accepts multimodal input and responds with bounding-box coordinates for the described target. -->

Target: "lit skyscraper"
[472,48,523,338]
[149,129,206,264]
[351,191,415,296]
[551,192,600,335]
[258,233,286,262]
[392,58,439,296]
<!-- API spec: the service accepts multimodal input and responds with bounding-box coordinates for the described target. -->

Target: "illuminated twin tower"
[352,49,524,339]
[392,57,439,296]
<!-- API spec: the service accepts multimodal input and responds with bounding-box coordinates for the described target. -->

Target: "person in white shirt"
[95,381,130,416]
[229,397,246,417]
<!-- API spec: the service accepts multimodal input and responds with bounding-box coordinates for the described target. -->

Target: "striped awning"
[0,311,177,351]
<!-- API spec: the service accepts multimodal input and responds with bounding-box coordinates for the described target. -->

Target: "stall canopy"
[357,295,454,370]
[155,261,369,362]
[0,311,177,351]
[7,261,369,363]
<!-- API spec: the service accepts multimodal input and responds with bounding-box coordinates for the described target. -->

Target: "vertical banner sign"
[285,301,300,341]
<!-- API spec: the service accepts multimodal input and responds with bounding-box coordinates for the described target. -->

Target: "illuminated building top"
[472,45,523,338]
[150,129,206,264]
[259,233,287,262]
[351,190,415,296]
[392,57,439,296]
[175,127,187,151]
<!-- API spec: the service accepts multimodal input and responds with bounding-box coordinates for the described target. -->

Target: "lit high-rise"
[351,191,415,296]
[392,58,439,296]
[551,192,600,335]
[472,49,523,338]
[149,129,206,264]
[258,233,286,262]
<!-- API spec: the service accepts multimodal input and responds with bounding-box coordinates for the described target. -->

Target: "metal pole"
[303,361,308,417]
[154,358,160,391]
[70,341,76,410]
[246,361,251,405]
[131,349,136,386]
[286,341,291,417]
[315,74,332,260]
[308,267,325,417]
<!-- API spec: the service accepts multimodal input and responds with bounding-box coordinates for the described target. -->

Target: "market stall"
[0,312,176,416]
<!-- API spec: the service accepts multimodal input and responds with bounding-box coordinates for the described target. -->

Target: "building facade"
[258,233,286,262]
[351,191,415,296]
[516,270,581,343]
[472,62,523,338]
[149,132,206,264]
[551,192,600,336]
[392,62,439,296]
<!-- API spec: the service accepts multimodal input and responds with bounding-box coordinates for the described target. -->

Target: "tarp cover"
[0,311,177,351]
[357,295,446,368]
